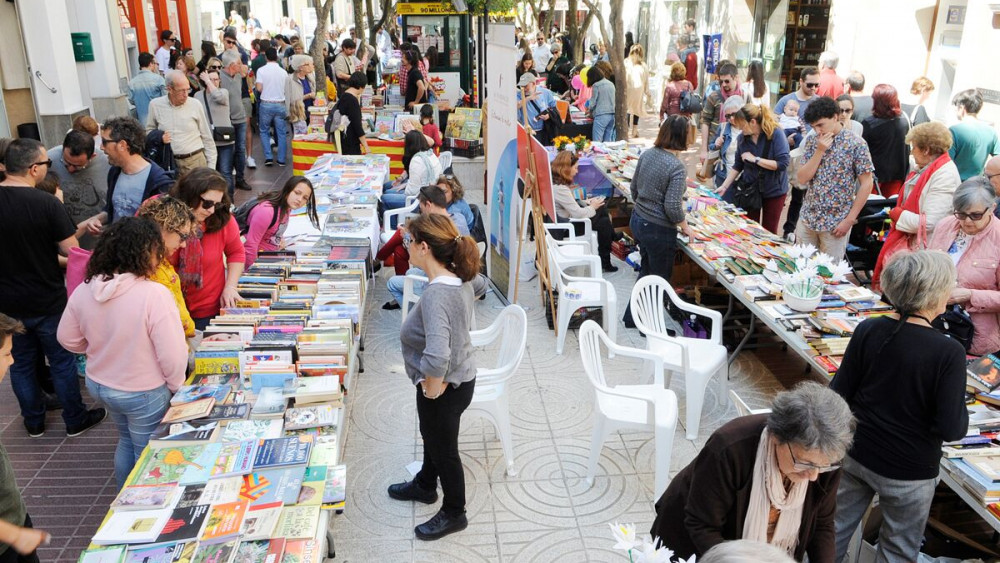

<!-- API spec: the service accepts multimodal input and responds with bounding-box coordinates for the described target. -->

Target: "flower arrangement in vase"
[766,244,852,312]
[608,523,696,563]
[553,134,591,153]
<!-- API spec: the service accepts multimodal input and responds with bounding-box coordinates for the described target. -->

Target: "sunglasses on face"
[199,197,225,210]
[955,209,990,221]
[209,65,222,70]
[176,230,193,241]
[787,444,841,474]
[804,82,820,88]
[839,108,852,114]
[725,112,737,119]
[33,159,53,169]
[100,137,120,146]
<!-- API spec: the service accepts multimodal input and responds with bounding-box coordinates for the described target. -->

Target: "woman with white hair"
[651,381,855,562]
[713,95,747,191]
[831,249,970,562]
[285,54,317,113]
[701,540,796,563]
[928,177,1000,355]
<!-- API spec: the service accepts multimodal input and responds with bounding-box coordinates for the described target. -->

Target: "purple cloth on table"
[547,150,614,197]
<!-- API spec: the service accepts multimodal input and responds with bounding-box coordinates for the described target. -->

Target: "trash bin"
[17,123,40,141]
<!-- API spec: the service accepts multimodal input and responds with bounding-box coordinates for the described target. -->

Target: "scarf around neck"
[742,428,808,557]
[719,80,742,122]
[178,224,205,292]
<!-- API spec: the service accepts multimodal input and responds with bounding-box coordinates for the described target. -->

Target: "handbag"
[203,94,235,143]
[731,135,772,212]
[932,304,975,352]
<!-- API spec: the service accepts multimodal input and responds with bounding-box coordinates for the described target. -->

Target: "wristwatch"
[755,156,761,164]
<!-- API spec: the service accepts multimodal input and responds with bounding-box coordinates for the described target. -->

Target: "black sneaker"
[276,161,286,167]
[382,301,401,310]
[67,408,107,437]
[602,263,619,273]
[235,179,252,191]
[387,480,438,504]
[24,421,44,438]
[264,159,274,167]
[415,509,468,540]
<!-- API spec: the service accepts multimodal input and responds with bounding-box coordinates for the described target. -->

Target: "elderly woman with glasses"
[927,178,1000,355]
[652,382,855,562]
[831,250,969,562]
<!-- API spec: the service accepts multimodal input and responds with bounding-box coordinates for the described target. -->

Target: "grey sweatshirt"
[630,148,688,227]
[400,279,478,387]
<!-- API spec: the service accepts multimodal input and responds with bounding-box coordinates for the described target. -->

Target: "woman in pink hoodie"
[57,217,188,487]
[243,176,319,267]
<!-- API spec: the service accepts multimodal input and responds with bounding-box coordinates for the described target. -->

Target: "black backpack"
[679,89,703,114]
[234,198,279,236]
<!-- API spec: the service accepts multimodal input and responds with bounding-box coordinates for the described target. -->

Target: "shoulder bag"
[731,135,772,212]
[202,93,235,143]
[932,304,975,352]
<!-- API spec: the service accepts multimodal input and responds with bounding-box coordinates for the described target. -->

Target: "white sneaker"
[246,156,257,169]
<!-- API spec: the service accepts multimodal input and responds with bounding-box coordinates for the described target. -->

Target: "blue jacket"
[104,159,174,223]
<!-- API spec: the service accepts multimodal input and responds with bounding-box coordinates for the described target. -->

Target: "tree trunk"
[365,0,376,45]
[371,0,395,46]
[581,0,627,139]
[541,0,555,37]
[311,0,335,93]
[352,0,365,46]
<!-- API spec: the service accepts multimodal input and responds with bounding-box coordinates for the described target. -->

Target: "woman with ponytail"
[714,103,790,234]
[387,213,482,541]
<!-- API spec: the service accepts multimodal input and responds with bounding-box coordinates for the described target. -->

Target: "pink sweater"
[57,273,188,392]
[243,201,288,267]
[929,215,1000,356]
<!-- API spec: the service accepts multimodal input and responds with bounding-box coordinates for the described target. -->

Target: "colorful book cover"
[211,440,258,478]
[188,373,242,387]
[205,403,251,421]
[274,505,321,540]
[283,405,336,431]
[194,351,241,376]
[111,484,178,511]
[123,541,195,563]
[78,545,127,563]
[233,539,285,563]
[197,475,243,505]
[155,504,211,544]
[191,540,238,563]
[321,464,346,506]
[149,420,220,445]
[161,398,216,424]
[132,446,207,486]
[294,465,327,506]
[221,419,284,443]
[252,435,314,470]
[240,467,307,506]
[280,539,320,563]
[179,444,225,486]
[199,501,248,545]
[238,501,284,541]
[170,384,232,406]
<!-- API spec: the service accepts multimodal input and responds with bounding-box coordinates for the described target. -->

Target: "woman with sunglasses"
[834,95,863,138]
[168,167,245,330]
[928,178,1000,355]
[830,250,969,562]
[652,382,854,562]
[195,63,236,194]
[243,177,319,267]
[137,195,197,338]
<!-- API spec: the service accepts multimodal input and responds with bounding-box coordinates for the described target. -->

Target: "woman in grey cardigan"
[387,213,482,541]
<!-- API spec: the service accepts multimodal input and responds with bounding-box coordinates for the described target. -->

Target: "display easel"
[511,91,558,333]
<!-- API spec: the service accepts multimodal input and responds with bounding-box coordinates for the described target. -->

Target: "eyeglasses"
[33,159,53,169]
[838,108,852,114]
[787,444,841,474]
[225,39,236,46]
[199,197,225,210]
[101,137,121,146]
[209,65,222,70]
[986,171,1000,181]
[61,157,89,171]
[955,209,990,221]
[805,82,820,88]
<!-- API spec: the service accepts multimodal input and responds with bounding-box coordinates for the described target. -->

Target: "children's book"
[199,501,248,544]
[274,505,321,540]
[111,484,178,511]
[240,467,307,506]
[294,465,327,506]
[131,446,207,486]
[210,440,258,478]
[252,435,314,470]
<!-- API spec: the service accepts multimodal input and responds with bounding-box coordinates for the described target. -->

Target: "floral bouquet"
[766,244,852,311]
[609,523,695,563]
[553,134,592,153]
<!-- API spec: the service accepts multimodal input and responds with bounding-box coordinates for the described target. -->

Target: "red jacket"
[929,215,1000,355]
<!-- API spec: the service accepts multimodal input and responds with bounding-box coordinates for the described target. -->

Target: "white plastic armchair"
[630,275,727,440]
[438,150,453,171]
[546,236,617,356]
[579,320,678,498]
[729,390,771,417]
[544,233,601,280]
[466,304,528,476]
[400,272,429,325]
[380,196,419,244]
[543,220,598,255]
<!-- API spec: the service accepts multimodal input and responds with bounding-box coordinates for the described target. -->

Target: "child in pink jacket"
[57,218,188,487]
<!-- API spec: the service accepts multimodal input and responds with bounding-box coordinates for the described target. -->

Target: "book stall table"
[291,137,405,179]
[80,156,390,563]
[590,145,641,199]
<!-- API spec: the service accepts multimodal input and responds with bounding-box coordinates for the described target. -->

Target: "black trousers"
[414,379,476,516]
[783,187,805,236]
[0,514,39,563]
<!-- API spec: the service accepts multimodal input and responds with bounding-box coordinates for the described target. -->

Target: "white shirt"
[255,62,288,102]
[532,42,553,72]
[154,46,171,75]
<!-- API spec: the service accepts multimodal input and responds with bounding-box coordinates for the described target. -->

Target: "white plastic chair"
[630,276,728,440]
[544,233,601,279]
[380,196,419,244]
[729,390,771,417]
[544,220,598,256]
[466,305,528,476]
[579,320,678,498]
[545,236,617,356]
[438,151,453,171]
[401,273,477,328]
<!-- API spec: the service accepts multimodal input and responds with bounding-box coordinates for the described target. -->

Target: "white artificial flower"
[565,142,576,152]
[609,522,638,551]
[809,253,834,271]
[765,259,779,272]
[786,243,816,259]
[828,260,853,282]
[633,541,675,563]
[675,556,697,563]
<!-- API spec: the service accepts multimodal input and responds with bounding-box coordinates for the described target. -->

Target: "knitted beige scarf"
[742,428,808,557]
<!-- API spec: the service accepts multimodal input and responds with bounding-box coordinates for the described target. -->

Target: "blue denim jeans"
[387,267,426,306]
[216,143,235,195]
[85,379,171,488]
[382,185,410,214]
[623,212,678,325]
[232,120,247,182]
[259,101,288,163]
[592,113,616,142]
[8,313,87,428]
